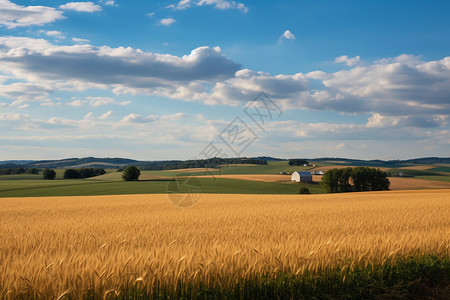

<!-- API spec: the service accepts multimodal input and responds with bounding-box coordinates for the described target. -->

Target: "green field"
[0,177,324,198]
[416,175,450,183]
[386,168,440,177]
[429,166,450,173]
[2,161,450,198]
[85,161,317,179]
[219,161,316,174]
[0,162,326,197]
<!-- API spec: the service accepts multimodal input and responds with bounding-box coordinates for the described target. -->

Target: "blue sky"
[1,0,450,160]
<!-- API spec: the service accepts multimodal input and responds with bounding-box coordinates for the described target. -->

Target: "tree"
[16,167,26,174]
[122,166,140,181]
[299,187,311,194]
[64,169,81,179]
[321,167,390,193]
[26,168,39,174]
[337,167,353,192]
[288,159,309,166]
[321,168,339,193]
[43,169,56,180]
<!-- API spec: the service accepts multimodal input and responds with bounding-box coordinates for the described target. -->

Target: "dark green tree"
[288,159,309,166]
[299,187,311,194]
[16,167,26,174]
[42,169,56,180]
[321,168,339,193]
[122,166,140,181]
[26,168,39,174]
[64,169,81,179]
[337,167,353,192]
[322,167,390,193]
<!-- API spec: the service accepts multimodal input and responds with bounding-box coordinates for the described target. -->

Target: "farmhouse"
[291,171,312,183]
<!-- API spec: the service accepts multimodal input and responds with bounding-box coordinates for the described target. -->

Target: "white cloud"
[366,113,447,129]
[160,18,176,26]
[335,55,361,66]
[72,37,90,44]
[167,0,192,10]
[101,0,117,6]
[197,0,248,13]
[168,0,248,13]
[0,112,29,121]
[67,99,86,107]
[0,82,51,103]
[140,69,309,107]
[59,2,102,13]
[0,0,64,28]
[146,12,155,17]
[66,97,121,107]
[308,55,450,116]
[121,112,185,123]
[42,30,65,39]
[279,30,295,43]
[99,110,114,120]
[40,100,61,108]
[1,36,449,133]
[0,37,241,100]
[87,96,115,107]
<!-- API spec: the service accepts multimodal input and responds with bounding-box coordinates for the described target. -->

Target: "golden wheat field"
[1,190,449,298]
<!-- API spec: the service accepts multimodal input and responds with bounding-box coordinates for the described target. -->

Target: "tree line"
[0,167,39,175]
[130,157,268,171]
[63,168,106,179]
[288,159,309,166]
[321,167,390,193]
[42,168,107,180]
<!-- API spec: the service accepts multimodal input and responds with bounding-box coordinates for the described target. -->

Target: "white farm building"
[291,171,312,183]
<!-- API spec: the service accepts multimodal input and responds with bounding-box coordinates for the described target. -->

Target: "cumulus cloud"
[0,37,240,90]
[167,0,192,10]
[197,0,248,13]
[335,55,360,66]
[101,0,117,6]
[0,0,64,28]
[59,2,102,13]
[67,99,86,107]
[160,18,176,26]
[72,37,90,44]
[42,30,65,39]
[279,30,295,43]
[87,96,115,107]
[66,97,124,107]
[366,113,447,129]
[305,55,450,116]
[168,0,248,13]
[99,110,114,120]
[119,100,131,106]
[121,112,185,123]
[1,36,450,132]
[0,82,51,103]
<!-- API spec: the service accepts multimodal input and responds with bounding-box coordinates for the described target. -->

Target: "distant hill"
[0,160,35,165]
[0,156,449,170]
[252,156,284,161]
[0,157,138,169]
[310,157,450,168]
